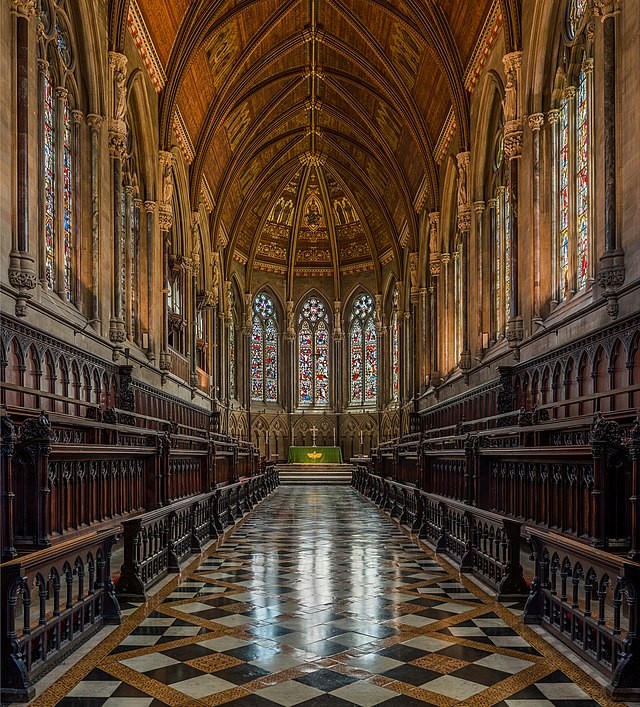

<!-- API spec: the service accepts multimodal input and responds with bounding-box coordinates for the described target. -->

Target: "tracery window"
[490,132,511,340]
[228,289,236,399]
[251,293,278,403]
[298,297,330,407]
[391,285,399,402]
[39,0,77,301]
[553,0,592,301]
[349,293,377,405]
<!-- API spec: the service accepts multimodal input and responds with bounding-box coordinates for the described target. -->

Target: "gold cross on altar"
[310,425,318,447]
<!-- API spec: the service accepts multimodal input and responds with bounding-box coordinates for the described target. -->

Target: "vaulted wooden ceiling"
[112,0,517,278]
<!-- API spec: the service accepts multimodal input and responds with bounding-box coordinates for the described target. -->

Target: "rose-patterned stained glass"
[350,319,363,402]
[364,319,377,403]
[576,68,589,291]
[391,286,399,401]
[44,68,55,291]
[265,319,278,402]
[62,95,72,300]
[559,97,570,299]
[251,293,278,403]
[251,315,264,401]
[228,321,236,399]
[349,293,377,405]
[298,297,330,406]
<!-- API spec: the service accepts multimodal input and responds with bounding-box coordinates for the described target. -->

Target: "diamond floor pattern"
[31,487,614,706]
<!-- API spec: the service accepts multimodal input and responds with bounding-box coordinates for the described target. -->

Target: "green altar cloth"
[287,446,343,464]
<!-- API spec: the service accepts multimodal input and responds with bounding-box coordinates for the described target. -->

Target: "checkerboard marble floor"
[35,487,615,706]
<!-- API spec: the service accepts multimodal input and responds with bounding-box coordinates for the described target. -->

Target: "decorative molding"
[9,0,36,18]
[413,174,430,214]
[173,108,195,165]
[200,176,215,213]
[127,0,166,93]
[434,108,456,165]
[464,0,503,92]
[528,113,544,131]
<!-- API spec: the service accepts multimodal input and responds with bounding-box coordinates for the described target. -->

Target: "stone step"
[278,463,354,485]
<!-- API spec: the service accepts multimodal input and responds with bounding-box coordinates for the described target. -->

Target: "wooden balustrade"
[1,529,121,703]
[524,528,640,700]
[116,469,279,601]
[355,471,528,600]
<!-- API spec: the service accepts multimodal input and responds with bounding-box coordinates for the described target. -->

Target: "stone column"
[124,185,135,339]
[158,150,174,376]
[529,114,545,324]
[243,293,252,442]
[428,213,440,381]
[87,114,103,326]
[594,0,625,318]
[108,52,128,357]
[8,0,37,317]
[503,51,524,358]
[487,197,498,341]
[132,198,142,343]
[189,213,201,390]
[473,201,486,356]
[440,252,451,372]
[333,300,343,413]
[143,200,157,361]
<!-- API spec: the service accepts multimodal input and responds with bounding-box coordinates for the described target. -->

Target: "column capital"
[144,200,157,213]
[124,184,136,197]
[440,252,451,265]
[55,86,69,101]
[86,113,103,130]
[593,0,622,20]
[563,86,577,101]
[473,200,486,213]
[133,198,143,209]
[107,50,128,74]
[581,57,594,74]
[528,113,545,131]
[9,0,36,18]
[547,108,561,124]
[487,197,498,209]
[71,109,84,125]
[428,211,440,227]
[502,50,523,74]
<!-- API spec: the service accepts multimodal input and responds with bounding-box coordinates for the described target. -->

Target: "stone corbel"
[333,304,343,339]
[597,251,625,319]
[108,52,127,158]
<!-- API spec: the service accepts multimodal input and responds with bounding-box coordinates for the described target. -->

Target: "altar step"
[278,463,355,485]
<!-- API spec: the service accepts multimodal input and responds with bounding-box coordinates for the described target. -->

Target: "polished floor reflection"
[35,487,614,706]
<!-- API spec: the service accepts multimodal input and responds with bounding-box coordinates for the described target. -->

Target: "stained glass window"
[251,293,278,403]
[391,285,399,401]
[298,297,330,407]
[62,95,72,300]
[504,182,511,326]
[576,67,589,291]
[559,96,570,300]
[229,320,236,399]
[43,68,55,291]
[349,294,377,405]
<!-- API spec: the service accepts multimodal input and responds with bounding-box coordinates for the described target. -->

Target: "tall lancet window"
[40,2,76,301]
[228,288,236,399]
[554,0,592,301]
[251,293,278,403]
[491,131,511,340]
[391,285,399,401]
[298,297,330,407]
[349,294,377,405]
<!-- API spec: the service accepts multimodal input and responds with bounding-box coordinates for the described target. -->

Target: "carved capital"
[473,200,485,213]
[158,204,173,231]
[457,208,471,233]
[86,113,103,131]
[593,0,622,20]
[197,289,217,310]
[108,119,127,157]
[55,86,68,101]
[8,267,37,291]
[547,108,561,125]
[9,0,36,18]
[597,250,626,319]
[429,257,441,278]
[503,123,523,158]
[71,109,83,125]
[159,351,172,372]
[528,113,544,131]
[440,252,451,265]
[563,86,577,102]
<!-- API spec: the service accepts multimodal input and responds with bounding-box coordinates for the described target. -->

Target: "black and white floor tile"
[34,487,614,706]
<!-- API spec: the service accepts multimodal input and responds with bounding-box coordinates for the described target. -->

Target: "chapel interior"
[1,0,640,704]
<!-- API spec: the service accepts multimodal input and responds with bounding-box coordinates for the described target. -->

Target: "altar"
[287,446,343,464]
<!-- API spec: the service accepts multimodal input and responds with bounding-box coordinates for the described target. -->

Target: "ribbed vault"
[114,0,503,285]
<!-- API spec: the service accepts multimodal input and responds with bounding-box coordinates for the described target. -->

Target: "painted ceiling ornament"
[305,196,323,230]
